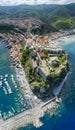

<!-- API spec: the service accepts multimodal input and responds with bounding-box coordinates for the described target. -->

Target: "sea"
[0,38,75,130]
[0,39,29,120]
[18,39,75,130]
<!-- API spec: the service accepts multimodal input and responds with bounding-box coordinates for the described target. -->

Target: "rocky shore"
[0,96,61,130]
[0,30,71,130]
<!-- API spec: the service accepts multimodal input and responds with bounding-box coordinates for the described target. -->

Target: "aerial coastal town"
[0,1,74,129]
[0,18,74,130]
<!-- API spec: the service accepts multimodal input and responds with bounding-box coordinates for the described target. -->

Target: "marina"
[0,30,73,130]
[0,39,29,121]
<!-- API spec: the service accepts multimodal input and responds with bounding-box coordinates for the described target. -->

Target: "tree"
[21,48,31,66]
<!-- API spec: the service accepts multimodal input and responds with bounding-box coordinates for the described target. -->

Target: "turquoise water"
[19,40,75,130]
[0,39,29,120]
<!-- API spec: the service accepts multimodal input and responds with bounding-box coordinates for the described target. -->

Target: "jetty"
[52,72,70,96]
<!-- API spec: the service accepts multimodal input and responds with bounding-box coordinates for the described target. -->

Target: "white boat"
[4,78,7,81]
[3,87,8,95]
[0,75,3,80]
[8,111,13,117]
[15,85,17,89]
[5,74,8,78]
[0,81,2,86]
[11,107,15,113]
[11,74,14,78]
[3,113,7,120]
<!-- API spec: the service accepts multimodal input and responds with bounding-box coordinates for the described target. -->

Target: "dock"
[4,81,13,94]
[11,74,17,89]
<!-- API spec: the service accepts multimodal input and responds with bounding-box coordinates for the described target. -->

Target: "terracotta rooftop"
[39,52,45,57]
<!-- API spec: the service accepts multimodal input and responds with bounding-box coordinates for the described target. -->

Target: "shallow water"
[19,40,75,130]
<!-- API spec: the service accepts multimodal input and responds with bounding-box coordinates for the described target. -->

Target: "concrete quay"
[0,97,57,130]
[0,60,68,130]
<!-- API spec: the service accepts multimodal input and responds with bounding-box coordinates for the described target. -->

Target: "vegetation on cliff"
[21,47,69,100]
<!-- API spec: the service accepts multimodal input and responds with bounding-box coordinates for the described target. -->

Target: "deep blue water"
[19,40,75,130]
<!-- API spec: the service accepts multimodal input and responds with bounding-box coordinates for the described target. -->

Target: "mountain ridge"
[0,3,75,30]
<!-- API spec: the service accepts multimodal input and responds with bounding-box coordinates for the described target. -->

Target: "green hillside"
[0,3,75,31]
[47,5,75,30]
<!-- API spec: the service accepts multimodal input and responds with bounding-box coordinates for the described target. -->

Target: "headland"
[0,29,72,130]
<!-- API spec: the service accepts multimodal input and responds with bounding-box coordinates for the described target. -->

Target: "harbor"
[0,37,45,126]
[0,32,71,129]
[0,39,30,121]
[0,38,69,130]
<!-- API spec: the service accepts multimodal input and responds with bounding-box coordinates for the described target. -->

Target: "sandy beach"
[55,34,75,46]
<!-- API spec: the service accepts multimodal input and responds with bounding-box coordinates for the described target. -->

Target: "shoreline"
[0,31,72,130]
[0,97,59,130]
[53,34,75,46]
